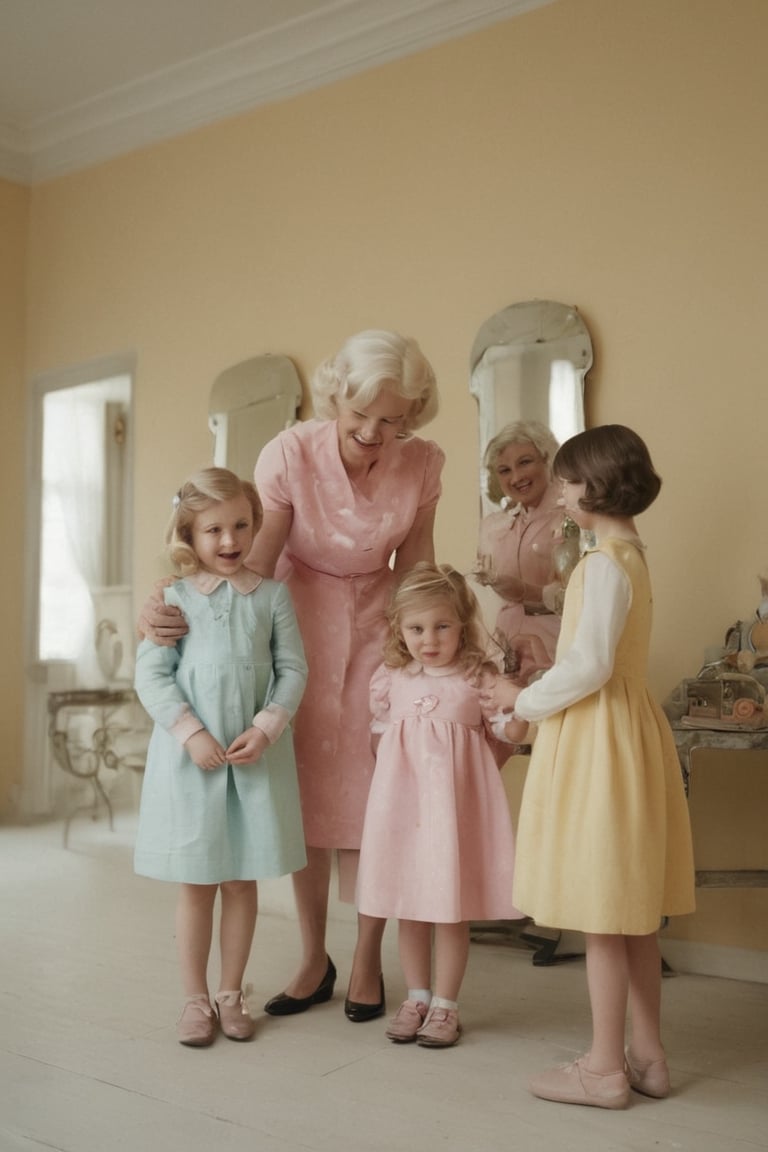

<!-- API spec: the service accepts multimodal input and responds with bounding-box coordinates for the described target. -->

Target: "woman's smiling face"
[493,440,551,509]
[336,385,412,473]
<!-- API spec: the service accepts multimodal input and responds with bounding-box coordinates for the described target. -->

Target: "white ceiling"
[0,0,553,185]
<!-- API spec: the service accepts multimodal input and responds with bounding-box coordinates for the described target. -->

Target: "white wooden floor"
[1,806,767,1152]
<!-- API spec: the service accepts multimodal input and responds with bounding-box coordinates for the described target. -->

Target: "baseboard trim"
[660,939,768,984]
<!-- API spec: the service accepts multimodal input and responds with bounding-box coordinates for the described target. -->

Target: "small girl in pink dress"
[356,563,527,1047]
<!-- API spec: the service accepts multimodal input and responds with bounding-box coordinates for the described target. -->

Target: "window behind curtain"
[38,375,131,669]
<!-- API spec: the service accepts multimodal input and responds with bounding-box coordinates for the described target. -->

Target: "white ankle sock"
[408,989,431,1006]
[431,996,458,1010]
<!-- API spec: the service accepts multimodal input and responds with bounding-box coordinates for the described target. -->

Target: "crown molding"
[1,0,552,185]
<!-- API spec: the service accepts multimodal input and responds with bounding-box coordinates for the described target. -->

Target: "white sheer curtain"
[39,386,106,685]
[548,360,583,447]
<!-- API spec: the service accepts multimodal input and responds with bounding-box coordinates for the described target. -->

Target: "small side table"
[663,687,768,889]
[47,688,146,847]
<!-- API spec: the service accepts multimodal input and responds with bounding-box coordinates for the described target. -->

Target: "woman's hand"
[492,573,527,602]
[471,553,496,588]
[226,727,269,765]
[471,555,526,602]
[138,579,188,646]
[185,730,227,770]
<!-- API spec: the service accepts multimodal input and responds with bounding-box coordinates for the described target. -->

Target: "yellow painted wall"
[9,0,768,953]
[0,178,29,811]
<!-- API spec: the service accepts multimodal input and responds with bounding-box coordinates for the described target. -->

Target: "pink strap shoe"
[177,995,217,1047]
[416,1005,462,1048]
[385,999,428,1043]
[215,989,256,1041]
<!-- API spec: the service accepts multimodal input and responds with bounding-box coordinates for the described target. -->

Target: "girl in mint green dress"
[134,467,307,1046]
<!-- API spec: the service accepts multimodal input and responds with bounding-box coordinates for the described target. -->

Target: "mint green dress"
[134,573,307,884]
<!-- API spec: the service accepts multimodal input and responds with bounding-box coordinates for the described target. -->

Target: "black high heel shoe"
[344,975,386,1023]
[264,957,337,1016]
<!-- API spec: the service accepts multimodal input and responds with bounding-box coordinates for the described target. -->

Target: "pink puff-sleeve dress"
[357,662,522,923]
[254,419,445,849]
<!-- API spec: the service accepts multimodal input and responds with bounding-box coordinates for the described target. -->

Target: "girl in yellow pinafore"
[481,425,695,1111]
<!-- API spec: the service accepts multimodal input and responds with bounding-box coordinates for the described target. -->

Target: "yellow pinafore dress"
[513,538,695,935]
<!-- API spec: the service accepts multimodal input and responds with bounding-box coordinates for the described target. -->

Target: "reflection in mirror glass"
[470,300,593,516]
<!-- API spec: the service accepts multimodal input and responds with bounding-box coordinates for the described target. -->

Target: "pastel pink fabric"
[254,420,444,848]
[357,663,521,923]
[478,479,564,681]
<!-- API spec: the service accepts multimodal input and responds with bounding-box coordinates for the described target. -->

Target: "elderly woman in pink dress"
[475,420,567,685]
[249,330,443,1022]
[143,331,443,1023]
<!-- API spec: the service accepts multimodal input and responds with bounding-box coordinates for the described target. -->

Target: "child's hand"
[479,675,522,716]
[185,730,227,770]
[226,727,269,765]
[500,715,530,744]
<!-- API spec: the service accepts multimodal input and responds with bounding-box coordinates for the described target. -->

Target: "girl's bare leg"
[433,922,470,1002]
[584,932,629,1073]
[176,883,217,997]
[218,880,258,992]
[398,920,433,991]
[626,932,666,1062]
[281,845,332,998]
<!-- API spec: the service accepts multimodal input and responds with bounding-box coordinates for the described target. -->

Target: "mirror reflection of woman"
[474,421,565,685]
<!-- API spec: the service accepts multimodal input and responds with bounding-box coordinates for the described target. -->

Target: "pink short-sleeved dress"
[478,480,564,683]
[356,662,522,923]
[254,419,444,848]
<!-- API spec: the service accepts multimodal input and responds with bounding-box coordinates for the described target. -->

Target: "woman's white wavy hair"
[311,329,439,431]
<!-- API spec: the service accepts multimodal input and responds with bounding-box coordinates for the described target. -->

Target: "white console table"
[47,688,147,847]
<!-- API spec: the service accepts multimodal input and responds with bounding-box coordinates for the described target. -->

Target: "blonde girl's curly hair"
[165,466,263,576]
[383,562,491,678]
[310,329,439,431]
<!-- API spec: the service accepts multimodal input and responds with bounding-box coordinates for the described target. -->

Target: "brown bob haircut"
[553,425,662,517]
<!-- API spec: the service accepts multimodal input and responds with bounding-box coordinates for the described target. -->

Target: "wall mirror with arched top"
[209,354,303,481]
[469,300,593,516]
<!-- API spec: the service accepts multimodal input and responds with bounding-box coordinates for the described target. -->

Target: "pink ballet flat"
[528,1056,630,1109]
[625,1052,670,1098]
